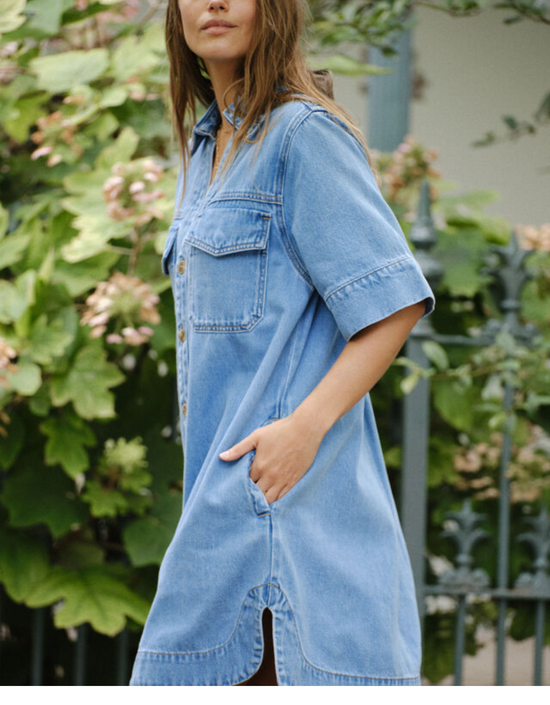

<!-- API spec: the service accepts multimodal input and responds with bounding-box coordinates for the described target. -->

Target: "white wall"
[329,7,550,226]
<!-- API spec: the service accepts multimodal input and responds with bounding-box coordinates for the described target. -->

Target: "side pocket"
[244,415,313,510]
[245,448,272,515]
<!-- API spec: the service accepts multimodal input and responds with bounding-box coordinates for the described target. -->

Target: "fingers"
[254,474,294,504]
[219,434,256,460]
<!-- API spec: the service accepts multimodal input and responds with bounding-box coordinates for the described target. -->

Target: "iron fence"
[401,180,548,685]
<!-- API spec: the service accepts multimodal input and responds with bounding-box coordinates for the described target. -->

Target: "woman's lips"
[202,25,235,34]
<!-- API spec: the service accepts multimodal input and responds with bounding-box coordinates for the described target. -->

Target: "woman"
[129,0,435,687]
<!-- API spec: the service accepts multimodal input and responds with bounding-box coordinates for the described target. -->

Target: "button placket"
[173,228,189,425]
[174,188,210,425]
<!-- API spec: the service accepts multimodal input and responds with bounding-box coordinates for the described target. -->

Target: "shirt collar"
[190,84,289,154]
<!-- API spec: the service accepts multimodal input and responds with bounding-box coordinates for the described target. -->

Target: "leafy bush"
[0,1,183,638]
[1,0,549,685]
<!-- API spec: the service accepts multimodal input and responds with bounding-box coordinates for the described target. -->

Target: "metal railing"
[401,180,548,685]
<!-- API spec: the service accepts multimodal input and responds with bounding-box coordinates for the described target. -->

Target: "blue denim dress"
[129,93,435,686]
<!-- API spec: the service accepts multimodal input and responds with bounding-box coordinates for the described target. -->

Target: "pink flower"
[31,146,53,160]
[129,181,146,194]
[106,333,124,344]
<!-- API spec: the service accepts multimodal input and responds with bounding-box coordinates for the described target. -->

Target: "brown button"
[177,258,186,275]
[182,402,187,417]
[178,327,186,343]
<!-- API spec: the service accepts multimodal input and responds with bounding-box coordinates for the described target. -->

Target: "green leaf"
[433,379,476,431]
[433,229,490,298]
[0,463,88,538]
[143,428,183,495]
[81,479,129,518]
[40,413,96,479]
[97,125,139,170]
[0,527,51,603]
[509,603,535,641]
[99,436,151,492]
[0,0,27,35]
[421,613,456,683]
[60,214,129,262]
[29,383,51,416]
[422,341,449,370]
[0,231,31,269]
[25,563,151,635]
[0,280,28,323]
[0,203,8,239]
[37,245,55,283]
[123,493,182,567]
[2,93,47,143]
[400,372,419,395]
[27,314,74,365]
[29,48,109,93]
[53,251,119,297]
[0,410,25,469]
[24,0,63,35]
[110,33,160,82]
[62,166,112,200]
[308,52,392,77]
[50,344,125,420]
[56,533,105,570]
[15,269,37,309]
[87,110,119,142]
[138,21,166,54]
[4,357,42,395]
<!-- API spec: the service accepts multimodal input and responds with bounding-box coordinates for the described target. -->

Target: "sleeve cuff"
[324,256,436,342]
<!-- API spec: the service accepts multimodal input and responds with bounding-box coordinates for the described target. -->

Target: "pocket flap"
[187,207,271,256]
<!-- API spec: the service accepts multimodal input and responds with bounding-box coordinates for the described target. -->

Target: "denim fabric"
[129,92,435,686]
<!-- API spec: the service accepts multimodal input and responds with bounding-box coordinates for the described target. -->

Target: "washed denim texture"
[129,92,435,686]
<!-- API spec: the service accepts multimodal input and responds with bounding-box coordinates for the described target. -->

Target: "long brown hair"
[165,0,382,214]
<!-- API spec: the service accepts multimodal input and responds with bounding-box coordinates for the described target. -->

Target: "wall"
[328,7,549,226]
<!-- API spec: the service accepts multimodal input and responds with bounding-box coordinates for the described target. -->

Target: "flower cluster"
[80,271,160,346]
[515,223,550,252]
[0,40,18,86]
[30,110,82,167]
[370,135,441,204]
[506,424,550,503]
[74,0,140,23]
[0,337,18,389]
[103,158,165,226]
[453,423,550,503]
[453,432,502,500]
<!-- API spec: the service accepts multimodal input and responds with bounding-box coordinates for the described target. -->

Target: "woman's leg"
[234,608,278,685]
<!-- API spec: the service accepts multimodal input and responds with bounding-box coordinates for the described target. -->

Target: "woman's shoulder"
[275,98,362,159]
[270,95,330,127]
[268,96,358,153]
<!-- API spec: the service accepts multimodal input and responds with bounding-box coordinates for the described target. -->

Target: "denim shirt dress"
[129,93,436,686]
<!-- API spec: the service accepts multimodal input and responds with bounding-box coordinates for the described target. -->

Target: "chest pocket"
[186,207,271,332]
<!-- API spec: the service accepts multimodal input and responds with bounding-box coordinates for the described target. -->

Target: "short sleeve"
[282,108,436,342]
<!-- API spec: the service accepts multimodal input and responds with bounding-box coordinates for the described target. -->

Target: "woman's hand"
[219,412,326,504]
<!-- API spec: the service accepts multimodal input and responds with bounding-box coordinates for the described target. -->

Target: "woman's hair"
[165,0,382,214]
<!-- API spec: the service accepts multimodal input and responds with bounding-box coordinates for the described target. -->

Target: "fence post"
[400,180,442,627]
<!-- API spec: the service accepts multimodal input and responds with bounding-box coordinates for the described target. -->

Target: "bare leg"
[234,608,278,685]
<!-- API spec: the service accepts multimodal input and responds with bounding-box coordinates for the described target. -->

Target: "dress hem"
[129,584,421,686]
